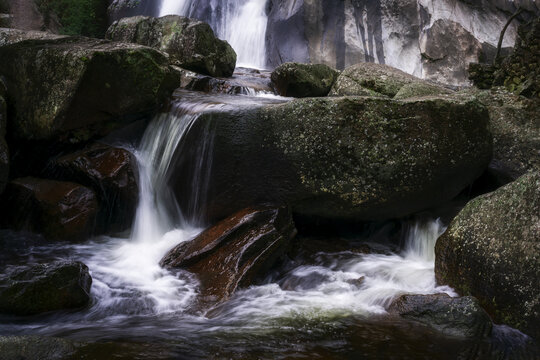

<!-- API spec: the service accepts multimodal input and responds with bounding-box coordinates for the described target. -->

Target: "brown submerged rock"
[161,207,297,311]
[50,143,138,232]
[2,177,98,241]
[435,171,540,340]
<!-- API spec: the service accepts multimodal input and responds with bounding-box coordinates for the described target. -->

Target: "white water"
[159,0,268,69]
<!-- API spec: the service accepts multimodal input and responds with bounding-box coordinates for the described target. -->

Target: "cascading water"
[159,0,268,68]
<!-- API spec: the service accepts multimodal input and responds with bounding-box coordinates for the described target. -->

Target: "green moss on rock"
[270,62,339,97]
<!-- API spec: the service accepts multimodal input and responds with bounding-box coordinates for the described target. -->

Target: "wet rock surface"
[2,177,98,241]
[388,294,493,338]
[49,143,138,232]
[0,336,77,360]
[0,261,92,315]
[0,30,179,143]
[435,171,540,340]
[106,15,237,78]
[271,62,339,97]
[176,95,492,222]
[161,207,297,311]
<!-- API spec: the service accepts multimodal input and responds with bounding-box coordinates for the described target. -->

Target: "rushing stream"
[1,80,537,358]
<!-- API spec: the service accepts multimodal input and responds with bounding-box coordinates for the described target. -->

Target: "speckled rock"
[270,62,339,97]
[393,81,452,100]
[106,15,237,77]
[0,261,92,315]
[0,336,77,360]
[172,95,492,222]
[456,88,540,179]
[388,294,492,338]
[435,171,540,340]
[0,31,179,143]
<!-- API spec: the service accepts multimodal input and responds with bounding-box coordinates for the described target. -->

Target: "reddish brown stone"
[3,177,98,241]
[50,143,138,232]
[161,206,297,311]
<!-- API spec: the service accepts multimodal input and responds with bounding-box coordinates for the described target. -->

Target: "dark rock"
[270,62,339,97]
[0,27,66,46]
[174,95,492,223]
[106,15,237,77]
[0,261,92,315]
[435,171,540,340]
[420,19,483,86]
[108,0,160,21]
[457,88,540,179]
[2,177,98,241]
[0,336,76,360]
[468,63,497,90]
[388,294,493,338]
[161,207,297,310]
[49,143,138,232]
[0,78,8,195]
[0,30,179,143]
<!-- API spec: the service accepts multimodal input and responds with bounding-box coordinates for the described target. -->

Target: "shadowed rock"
[0,261,92,315]
[435,171,540,340]
[0,77,8,195]
[49,143,138,232]
[271,62,339,97]
[388,294,493,338]
[161,207,297,311]
[0,336,77,360]
[2,177,98,241]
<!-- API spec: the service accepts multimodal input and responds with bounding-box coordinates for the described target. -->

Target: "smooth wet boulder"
[435,172,540,340]
[0,31,179,143]
[388,294,493,338]
[49,143,138,232]
[161,207,297,310]
[2,177,98,241]
[0,261,92,315]
[270,62,339,97]
[106,15,237,78]
[0,336,77,360]
[174,95,492,222]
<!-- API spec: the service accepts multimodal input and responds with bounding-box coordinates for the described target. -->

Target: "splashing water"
[159,0,268,69]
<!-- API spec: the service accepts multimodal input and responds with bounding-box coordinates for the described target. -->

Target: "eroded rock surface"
[271,62,339,97]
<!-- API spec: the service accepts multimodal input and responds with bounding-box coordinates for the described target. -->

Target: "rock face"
[388,294,493,338]
[0,31,179,143]
[420,20,483,85]
[2,178,98,241]
[435,172,540,340]
[49,144,138,232]
[270,62,339,97]
[0,336,77,360]
[0,78,8,195]
[161,207,296,310]
[329,62,450,98]
[0,261,92,315]
[173,95,492,222]
[106,15,237,77]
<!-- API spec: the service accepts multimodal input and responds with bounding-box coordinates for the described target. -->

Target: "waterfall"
[159,0,268,69]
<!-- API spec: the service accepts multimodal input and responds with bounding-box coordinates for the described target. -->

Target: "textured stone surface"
[106,15,237,77]
[271,62,339,97]
[161,207,296,311]
[0,30,179,143]
[435,171,540,340]
[2,177,98,241]
[0,261,92,315]
[0,336,77,360]
[388,294,493,338]
[173,95,492,222]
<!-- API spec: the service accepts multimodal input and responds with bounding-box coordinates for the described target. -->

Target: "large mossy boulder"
[435,172,540,340]
[0,261,92,315]
[106,15,237,78]
[388,294,493,338]
[329,62,451,98]
[49,143,139,232]
[2,177,98,241]
[173,95,492,222]
[270,62,339,97]
[0,30,179,143]
[161,207,296,311]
